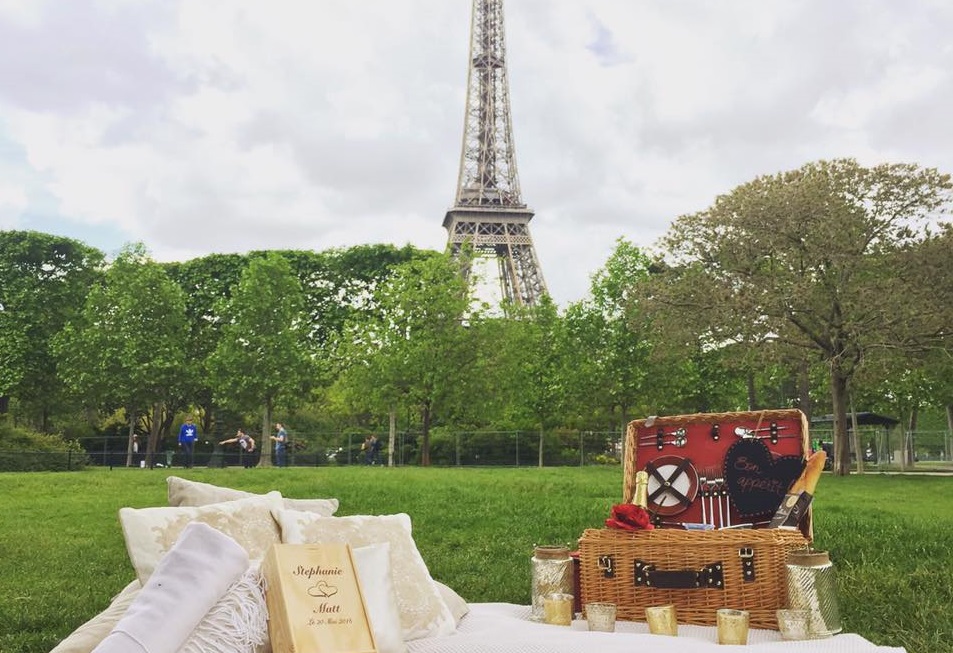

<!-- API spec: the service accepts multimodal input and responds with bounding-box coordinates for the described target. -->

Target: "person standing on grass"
[220,428,256,468]
[178,416,198,469]
[271,422,288,467]
[370,434,382,465]
[362,435,373,465]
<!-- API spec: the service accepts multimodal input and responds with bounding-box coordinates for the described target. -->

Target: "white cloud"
[0,182,27,226]
[1,0,952,305]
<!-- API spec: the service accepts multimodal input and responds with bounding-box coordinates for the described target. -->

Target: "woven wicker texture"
[578,528,809,630]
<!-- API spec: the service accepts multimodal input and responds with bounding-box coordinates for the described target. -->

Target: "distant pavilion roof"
[810,412,899,427]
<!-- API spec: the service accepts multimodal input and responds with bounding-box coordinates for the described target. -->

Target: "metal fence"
[1,430,626,470]
[4,428,952,472]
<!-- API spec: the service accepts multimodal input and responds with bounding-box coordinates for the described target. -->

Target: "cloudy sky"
[1,0,952,306]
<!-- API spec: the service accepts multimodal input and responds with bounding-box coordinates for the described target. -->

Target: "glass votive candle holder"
[777,608,811,640]
[645,604,678,636]
[584,602,617,632]
[543,593,574,626]
[716,608,750,645]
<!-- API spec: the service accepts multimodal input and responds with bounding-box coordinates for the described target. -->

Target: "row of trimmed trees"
[2,158,953,472]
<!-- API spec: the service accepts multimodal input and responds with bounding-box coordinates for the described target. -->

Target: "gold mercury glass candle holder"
[584,602,616,632]
[530,546,572,622]
[543,593,574,626]
[776,608,811,640]
[716,609,750,645]
[645,604,678,636]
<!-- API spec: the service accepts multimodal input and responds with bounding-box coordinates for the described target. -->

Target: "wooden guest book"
[262,543,377,653]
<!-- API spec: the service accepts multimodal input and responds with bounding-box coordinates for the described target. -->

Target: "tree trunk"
[620,405,629,469]
[907,405,918,468]
[388,406,397,467]
[125,409,136,468]
[797,360,812,423]
[538,424,544,468]
[830,366,851,476]
[746,370,757,411]
[260,398,273,467]
[850,396,863,474]
[420,401,431,466]
[946,404,953,463]
[145,402,162,468]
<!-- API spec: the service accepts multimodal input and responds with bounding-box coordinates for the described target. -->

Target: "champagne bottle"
[633,470,649,508]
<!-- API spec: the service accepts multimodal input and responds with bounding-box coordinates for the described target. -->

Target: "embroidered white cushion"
[119,492,284,584]
[435,581,470,625]
[274,509,455,641]
[166,475,339,515]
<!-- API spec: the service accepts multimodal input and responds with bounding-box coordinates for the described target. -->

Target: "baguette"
[789,449,826,495]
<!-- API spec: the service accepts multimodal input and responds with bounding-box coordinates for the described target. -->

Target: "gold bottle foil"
[785,549,842,638]
[531,546,572,622]
[633,470,650,508]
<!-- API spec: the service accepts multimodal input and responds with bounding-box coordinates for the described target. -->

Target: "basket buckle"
[597,555,615,578]
[739,547,756,582]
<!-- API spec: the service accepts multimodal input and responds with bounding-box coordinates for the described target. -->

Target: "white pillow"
[273,510,455,641]
[166,476,339,515]
[434,581,470,625]
[119,492,284,584]
[353,543,407,653]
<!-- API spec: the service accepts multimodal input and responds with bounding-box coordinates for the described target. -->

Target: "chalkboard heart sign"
[724,439,805,517]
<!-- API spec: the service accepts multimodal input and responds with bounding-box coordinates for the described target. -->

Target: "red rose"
[605,503,654,531]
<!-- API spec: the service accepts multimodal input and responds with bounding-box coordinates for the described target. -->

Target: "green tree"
[165,253,250,436]
[54,243,188,465]
[277,244,427,350]
[506,295,569,466]
[0,231,103,429]
[208,253,314,466]
[563,238,656,440]
[333,254,475,466]
[642,159,953,474]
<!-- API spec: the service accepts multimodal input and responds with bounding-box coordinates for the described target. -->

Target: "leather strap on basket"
[634,560,724,590]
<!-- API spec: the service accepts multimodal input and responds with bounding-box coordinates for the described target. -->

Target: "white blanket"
[408,603,906,653]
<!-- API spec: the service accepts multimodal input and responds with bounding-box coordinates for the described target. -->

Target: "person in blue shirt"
[178,416,199,468]
[270,422,288,467]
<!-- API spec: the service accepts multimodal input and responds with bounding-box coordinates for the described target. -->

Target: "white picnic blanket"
[408,603,906,653]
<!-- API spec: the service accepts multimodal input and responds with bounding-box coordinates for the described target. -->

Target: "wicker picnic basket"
[578,409,813,629]
[577,527,808,629]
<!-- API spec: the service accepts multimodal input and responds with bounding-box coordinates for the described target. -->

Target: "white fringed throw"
[180,566,267,653]
[92,522,251,653]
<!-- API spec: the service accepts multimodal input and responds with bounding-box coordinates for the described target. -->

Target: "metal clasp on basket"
[739,547,756,582]
[597,555,615,578]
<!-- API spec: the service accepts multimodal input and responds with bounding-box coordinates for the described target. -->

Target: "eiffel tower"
[443,0,548,308]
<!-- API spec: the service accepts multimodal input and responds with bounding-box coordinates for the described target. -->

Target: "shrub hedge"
[0,417,88,472]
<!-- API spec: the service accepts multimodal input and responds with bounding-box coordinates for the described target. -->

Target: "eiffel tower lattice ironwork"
[443,0,548,308]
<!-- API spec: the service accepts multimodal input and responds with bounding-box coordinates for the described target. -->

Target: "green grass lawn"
[1,466,950,653]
